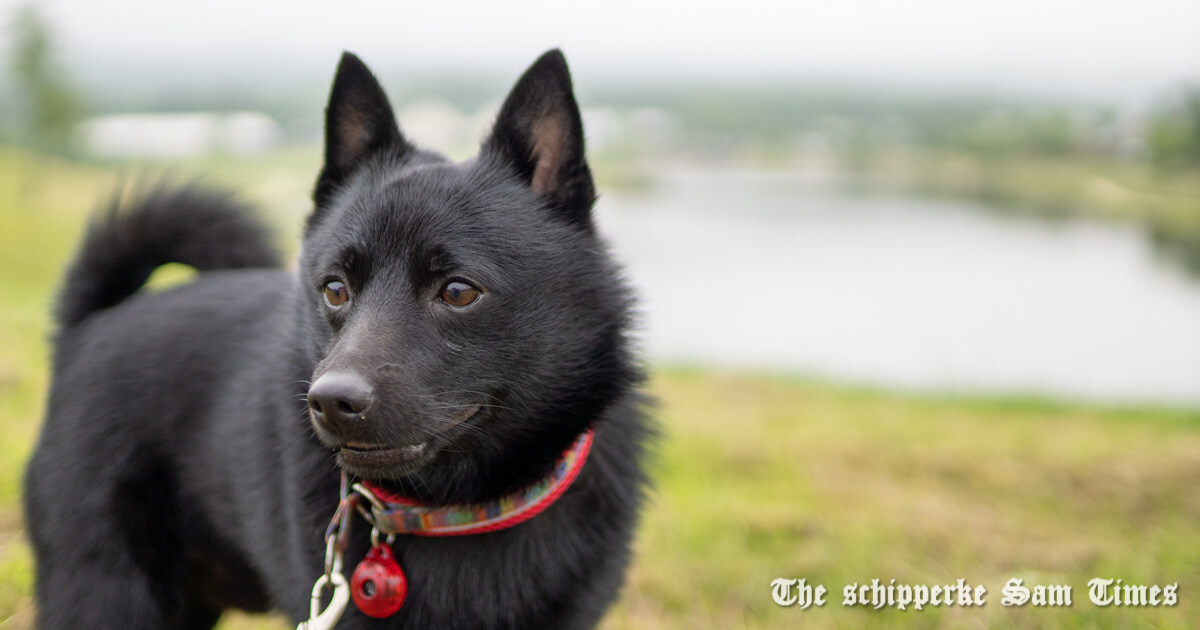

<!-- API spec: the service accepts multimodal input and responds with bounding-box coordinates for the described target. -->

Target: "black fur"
[54,184,280,328]
[25,49,651,629]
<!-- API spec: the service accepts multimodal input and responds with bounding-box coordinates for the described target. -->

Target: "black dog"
[25,50,650,629]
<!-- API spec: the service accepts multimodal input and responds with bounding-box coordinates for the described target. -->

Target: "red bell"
[350,542,407,618]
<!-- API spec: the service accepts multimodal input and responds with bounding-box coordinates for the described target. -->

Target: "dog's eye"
[323,281,350,308]
[440,281,481,307]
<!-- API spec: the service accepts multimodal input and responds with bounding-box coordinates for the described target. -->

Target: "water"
[595,167,1200,405]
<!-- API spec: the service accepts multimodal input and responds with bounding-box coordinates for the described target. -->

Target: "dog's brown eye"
[441,281,481,307]
[323,281,350,308]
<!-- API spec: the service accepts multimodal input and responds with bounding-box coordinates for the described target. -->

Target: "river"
[595,167,1200,405]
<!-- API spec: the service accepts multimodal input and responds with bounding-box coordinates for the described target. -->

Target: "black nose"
[307,371,374,432]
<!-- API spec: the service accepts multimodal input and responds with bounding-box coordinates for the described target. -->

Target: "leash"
[297,473,355,630]
[296,429,595,629]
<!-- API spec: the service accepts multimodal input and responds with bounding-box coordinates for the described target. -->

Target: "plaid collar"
[353,429,595,537]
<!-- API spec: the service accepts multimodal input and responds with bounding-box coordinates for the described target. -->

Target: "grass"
[1,145,1199,628]
[853,149,1200,225]
[610,370,1200,629]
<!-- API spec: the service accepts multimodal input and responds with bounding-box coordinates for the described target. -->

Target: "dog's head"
[298,50,637,503]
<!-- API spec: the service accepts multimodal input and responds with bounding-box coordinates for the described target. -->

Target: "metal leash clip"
[297,474,355,630]
[297,542,349,630]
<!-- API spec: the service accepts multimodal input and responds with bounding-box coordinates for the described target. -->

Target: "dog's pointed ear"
[484,49,595,228]
[314,52,407,206]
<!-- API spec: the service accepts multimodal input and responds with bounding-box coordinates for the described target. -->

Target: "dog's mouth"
[339,441,433,476]
[333,402,484,479]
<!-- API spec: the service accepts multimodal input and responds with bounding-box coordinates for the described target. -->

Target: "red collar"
[353,429,594,536]
[302,431,596,624]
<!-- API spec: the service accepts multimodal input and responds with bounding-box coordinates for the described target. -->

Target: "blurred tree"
[1147,87,1200,167]
[9,4,83,152]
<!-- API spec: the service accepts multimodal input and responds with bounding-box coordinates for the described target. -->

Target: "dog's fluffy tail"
[55,183,281,329]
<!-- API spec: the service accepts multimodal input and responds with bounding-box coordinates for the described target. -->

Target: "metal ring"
[352,482,386,511]
[354,503,378,529]
[323,535,343,578]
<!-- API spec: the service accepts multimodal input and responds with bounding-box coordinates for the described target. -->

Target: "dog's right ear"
[313,52,408,207]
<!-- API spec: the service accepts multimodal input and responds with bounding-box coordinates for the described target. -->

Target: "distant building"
[75,111,281,158]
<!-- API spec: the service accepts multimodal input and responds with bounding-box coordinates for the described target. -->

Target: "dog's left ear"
[485,49,595,228]
[314,52,408,207]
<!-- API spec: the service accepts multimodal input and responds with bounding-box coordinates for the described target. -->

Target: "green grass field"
[1,146,1198,629]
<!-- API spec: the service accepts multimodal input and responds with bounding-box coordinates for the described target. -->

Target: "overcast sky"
[7,0,1200,103]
